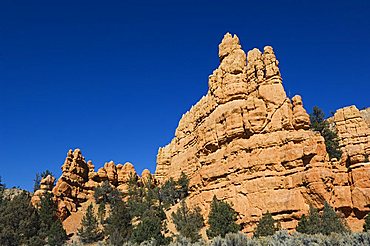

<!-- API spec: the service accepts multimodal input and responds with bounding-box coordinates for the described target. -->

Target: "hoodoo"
[155,33,370,234]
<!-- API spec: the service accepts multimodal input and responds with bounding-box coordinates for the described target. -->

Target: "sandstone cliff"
[155,33,370,234]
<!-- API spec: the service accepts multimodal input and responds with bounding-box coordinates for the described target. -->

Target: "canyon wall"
[155,33,370,234]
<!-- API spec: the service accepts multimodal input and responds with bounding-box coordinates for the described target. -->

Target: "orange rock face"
[31,174,55,207]
[34,148,148,221]
[155,33,370,234]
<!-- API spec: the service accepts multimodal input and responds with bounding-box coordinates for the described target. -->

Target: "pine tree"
[253,211,279,238]
[364,213,370,232]
[321,202,348,235]
[310,106,342,160]
[296,214,309,233]
[38,192,67,245]
[296,205,322,234]
[131,209,168,245]
[48,220,68,246]
[38,192,56,237]
[171,200,204,242]
[206,196,240,239]
[94,180,122,206]
[78,203,103,243]
[98,202,106,224]
[0,191,41,245]
[104,201,132,245]
[160,178,178,207]
[176,172,189,200]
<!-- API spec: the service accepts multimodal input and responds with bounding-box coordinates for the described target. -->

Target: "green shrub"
[253,211,280,238]
[206,196,240,239]
[172,200,204,242]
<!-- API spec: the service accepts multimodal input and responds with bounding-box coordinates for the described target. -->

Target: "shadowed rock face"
[155,33,370,234]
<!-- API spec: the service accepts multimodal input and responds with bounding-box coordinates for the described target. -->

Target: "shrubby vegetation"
[206,195,240,239]
[0,175,66,246]
[172,200,204,242]
[296,202,348,235]
[310,106,342,160]
[2,171,370,245]
[253,211,280,238]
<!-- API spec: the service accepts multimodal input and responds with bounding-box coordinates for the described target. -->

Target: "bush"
[253,211,279,238]
[172,200,204,242]
[206,196,240,239]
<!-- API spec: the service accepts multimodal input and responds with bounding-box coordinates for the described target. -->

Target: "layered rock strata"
[155,33,370,234]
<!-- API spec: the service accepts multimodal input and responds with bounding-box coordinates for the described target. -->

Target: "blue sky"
[0,0,369,190]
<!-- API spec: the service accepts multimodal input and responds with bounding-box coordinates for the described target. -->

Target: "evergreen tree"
[78,203,103,243]
[38,192,67,245]
[48,220,68,246]
[176,172,189,200]
[131,209,168,245]
[98,202,106,224]
[104,201,132,245]
[206,196,240,239]
[94,180,122,206]
[253,211,279,238]
[296,214,309,233]
[38,192,56,237]
[127,173,169,245]
[296,205,322,234]
[310,106,342,160]
[364,213,370,232]
[0,191,41,246]
[171,200,204,242]
[321,202,348,235]
[160,177,178,207]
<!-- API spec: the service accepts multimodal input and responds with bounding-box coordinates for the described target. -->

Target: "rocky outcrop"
[333,106,370,165]
[155,33,370,234]
[31,148,149,222]
[31,175,55,207]
[361,107,370,128]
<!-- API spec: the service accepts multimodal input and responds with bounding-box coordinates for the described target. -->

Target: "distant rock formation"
[32,148,150,226]
[31,175,55,207]
[155,33,370,234]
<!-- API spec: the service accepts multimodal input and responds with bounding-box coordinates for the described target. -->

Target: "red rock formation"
[155,33,370,234]
[31,175,55,207]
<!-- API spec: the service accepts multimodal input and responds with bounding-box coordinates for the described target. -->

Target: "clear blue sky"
[1,0,369,191]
